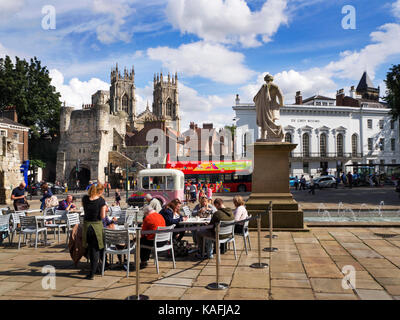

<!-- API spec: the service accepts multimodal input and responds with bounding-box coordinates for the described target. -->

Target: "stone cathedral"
[56,64,181,187]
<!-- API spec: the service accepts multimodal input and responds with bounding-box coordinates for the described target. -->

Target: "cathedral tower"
[152,72,181,133]
[110,64,136,122]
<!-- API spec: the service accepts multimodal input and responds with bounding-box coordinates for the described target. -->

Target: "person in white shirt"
[145,194,162,213]
[233,195,248,234]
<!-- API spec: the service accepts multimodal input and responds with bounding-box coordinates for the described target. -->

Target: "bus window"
[142,176,150,189]
[224,174,232,182]
[166,176,174,190]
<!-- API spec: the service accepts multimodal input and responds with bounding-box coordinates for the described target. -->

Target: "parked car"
[314,176,337,189]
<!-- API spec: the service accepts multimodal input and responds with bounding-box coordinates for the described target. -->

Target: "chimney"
[235,94,240,105]
[336,89,345,106]
[295,91,303,105]
[349,86,356,98]
[2,106,18,122]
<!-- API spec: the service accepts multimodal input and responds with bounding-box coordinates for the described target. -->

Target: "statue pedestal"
[246,142,304,230]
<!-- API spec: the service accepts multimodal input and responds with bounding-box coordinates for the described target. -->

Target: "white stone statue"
[254,74,284,142]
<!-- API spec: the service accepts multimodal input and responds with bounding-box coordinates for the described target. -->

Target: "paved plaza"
[2,224,400,300]
[2,188,400,300]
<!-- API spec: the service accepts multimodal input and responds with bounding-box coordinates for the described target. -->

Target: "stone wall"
[0,136,23,205]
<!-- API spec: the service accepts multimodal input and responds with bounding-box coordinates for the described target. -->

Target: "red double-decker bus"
[165,155,253,193]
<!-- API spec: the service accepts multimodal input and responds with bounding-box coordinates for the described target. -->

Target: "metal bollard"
[207,222,228,290]
[126,228,149,300]
[263,202,278,253]
[250,213,268,269]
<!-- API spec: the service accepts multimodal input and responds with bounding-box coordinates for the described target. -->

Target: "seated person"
[140,205,166,269]
[57,194,76,211]
[196,198,234,259]
[233,195,248,234]
[159,199,188,242]
[145,194,162,213]
[192,196,214,218]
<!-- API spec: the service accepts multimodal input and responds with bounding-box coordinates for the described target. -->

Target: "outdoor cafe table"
[32,215,62,246]
[179,217,211,225]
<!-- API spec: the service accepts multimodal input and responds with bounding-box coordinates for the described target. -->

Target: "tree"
[0,55,61,139]
[384,64,400,120]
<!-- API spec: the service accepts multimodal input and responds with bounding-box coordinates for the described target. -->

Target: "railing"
[290,152,363,159]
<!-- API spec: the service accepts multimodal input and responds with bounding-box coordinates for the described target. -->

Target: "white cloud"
[49,69,109,108]
[240,23,400,103]
[166,0,288,48]
[393,0,400,19]
[0,0,24,19]
[92,0,135,44]
[147,41,256,84]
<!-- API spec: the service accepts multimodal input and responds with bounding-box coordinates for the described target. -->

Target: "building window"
[285,133,292,143]
[337,134,344,157]
[352,134,358,156]
[322,102,328,106]
[302,133,310,157]
[320,133,327,157]
[379,120,384,130]
[391,120,395,130]
[303,162,309,174]
[122,94,129,113]
[392,138,396,151]
[316,102,321,106]
[368,138,373,151]
[329,102,334,106]
[367,119,372,129]
[379,138,385,151]
[0,130,6,137]
[166,98,173,117]
[393,159,397,164]
[13,132,19,140]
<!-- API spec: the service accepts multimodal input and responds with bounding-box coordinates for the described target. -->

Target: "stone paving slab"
[2,226,400,300]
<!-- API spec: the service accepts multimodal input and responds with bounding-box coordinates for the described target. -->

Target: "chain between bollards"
[207,222,229,290]
[250,212,268,269]
[126,228,149,300]
[263,201,278,253]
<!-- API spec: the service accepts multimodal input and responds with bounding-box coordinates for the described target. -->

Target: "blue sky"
[0,0,400,130]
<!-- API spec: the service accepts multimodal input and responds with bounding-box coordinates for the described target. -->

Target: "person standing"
[299,175,306,190]
[75,180,80,193]
[11,182,27,211]
[294,176,299,190]
[308,176,315,195]
[115,189,121,206]
[233,195,248,234]
[82,183,107,280]
[347,172,353,189]
[189,182,197,203]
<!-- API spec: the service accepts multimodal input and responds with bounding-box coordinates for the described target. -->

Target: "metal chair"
[238,220,251,255]
[203,221,237,262]
[102,229,136,277]
[141,225,176,274]
[45,210,68,243]
[18,216,47,249]
[66,213,80,245]
[9,212,26,244]
[0,214,11,245]
[109,206,121,217]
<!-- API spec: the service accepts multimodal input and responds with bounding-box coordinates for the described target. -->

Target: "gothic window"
[166,99,173,117]
[122,94,129,113]
[158,100,162,116]
[320,133,327,157]
[337,134,344,157]
[352,134,358,156]
[285,133,292,143]
[302,133,310,157]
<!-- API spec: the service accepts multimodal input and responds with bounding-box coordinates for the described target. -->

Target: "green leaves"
[0,55,61,139]
[384,64,400,120]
